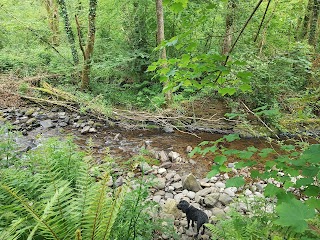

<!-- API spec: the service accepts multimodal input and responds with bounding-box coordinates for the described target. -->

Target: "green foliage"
[0,124,20,167]
[192,134,320,237]
[0,127,174,239]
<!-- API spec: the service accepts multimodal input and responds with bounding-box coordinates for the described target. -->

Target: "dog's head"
[177,200,190,213]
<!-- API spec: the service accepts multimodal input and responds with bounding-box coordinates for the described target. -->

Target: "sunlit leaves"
[225,177,245,188]
[275,198,315,233]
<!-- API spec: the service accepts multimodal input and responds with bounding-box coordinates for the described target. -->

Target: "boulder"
[182,174,202,192]
[162,198,182,218]
[204,193,220,207]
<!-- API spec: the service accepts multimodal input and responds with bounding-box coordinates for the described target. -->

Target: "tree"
[300,0,313,40]
[155,0,172,103]
[79,0,98,90]
[58,0,79,65]
[42,0,60,46]
[222,0,237,55]
[308,0,320,47]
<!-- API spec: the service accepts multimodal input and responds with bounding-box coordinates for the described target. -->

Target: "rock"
[158,168,167,174]
[81,126,90,134]
[174,193,184,202]
[182,174,202,192]
[58,122,68,127]
[244,189,252,196]
[211,208,226,218]
[107,176,113,187]
[163,125,174,133]
[224,187,237,197]
[173,174,181,182]
[165,171,176,180]
[159,150,169,162]
[186,146,193,153]
[89,127,97,133]
[186,191,196,200]
[25,108,35,116]
[154,190,166,196]
[215,181,226,189]
[40,119,54,128]
[139,162,152,172]
[204,193,220,207]
[154,177,166,189]
[218,193,233,205]
[153,195,162,203]
[114,133,121,141]
[168,151,180,161]
[159,162,172,169]
[172,182,183,190]
[196,188,212,197]
[26,118,36,125]
[114,176,124,187]
[165,192,174,199]
[162,198,182,218]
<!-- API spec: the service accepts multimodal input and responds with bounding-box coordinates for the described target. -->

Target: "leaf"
[224,134,240,142]
[225,177,245,188]
[247,146,258,152]
[218,87,236,96]
[214,155,227,165]
[250,170,260,178]
[299,144,320,164]
[303,185,320,197]
[147,64,157,72]
[170,3,184,13]
[207,165,220,178]
[238,150,253,160]
[239,84,252,92]
[275,198,315,233]
[189,146,201,157]
[258,148,275,158]
[280,144,295,151]
[166,37,178,47]
[264,183,283,197]
[295,178,314,188]
[305,198,320,210]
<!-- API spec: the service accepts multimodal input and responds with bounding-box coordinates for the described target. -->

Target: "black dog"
[177,200,209,238]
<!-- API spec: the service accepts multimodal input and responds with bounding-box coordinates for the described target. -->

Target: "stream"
[1,105,275,178]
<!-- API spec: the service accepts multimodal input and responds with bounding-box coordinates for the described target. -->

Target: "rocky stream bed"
[0,105,310,239]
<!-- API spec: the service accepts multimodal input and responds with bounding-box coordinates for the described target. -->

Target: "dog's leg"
[201,225,205,235]
[191,220,195,228]
[185,217,191,229]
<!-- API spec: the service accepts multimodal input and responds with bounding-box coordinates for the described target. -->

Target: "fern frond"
[0,183,61,240]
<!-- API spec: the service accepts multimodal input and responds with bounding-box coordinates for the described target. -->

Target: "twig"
[240,101,279,139]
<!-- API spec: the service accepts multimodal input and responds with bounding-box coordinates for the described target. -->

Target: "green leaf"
[258,148,275,158]
[280,144,295,151]
[299,144,320,164]
[305,197,320,210]
[224,134,240,142]
[239,84,252,92]
[189,146,201,157]
[225,177,245,188]
[275,198,315,233]
[250,170,260,178]
[224,149,240,155]
[264,183,282,197]
[218,87,236,96]
[147,64,157,72]
[303,185,320,197]
[302,166,319,177]
[295,178,314,188]
[166,37,178,47]
[247,146,258,152]
[219,165,232,173]
[207,166,220,178]
[214,155,227,165]
[170,3,184,13]
[199,141,209,146]
[238,150,253,160]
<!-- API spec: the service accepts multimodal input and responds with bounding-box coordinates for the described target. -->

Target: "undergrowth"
[0,124,175,239]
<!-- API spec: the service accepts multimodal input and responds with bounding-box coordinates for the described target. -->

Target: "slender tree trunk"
[222,0,237,55]
[58,0,79,65]
[309,0,320,47]
[156,0,172,103]
[300,0,313,39]
[81,0,97,90]
[43,0,60,45]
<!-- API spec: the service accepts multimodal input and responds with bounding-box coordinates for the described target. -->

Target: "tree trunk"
[309,0,320,47]
[58,0,79,65]
[43,0,60,46]
[81,0,97,90]
[156,0,172,104]
[300,0,313,40]
[222,0,237,55]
